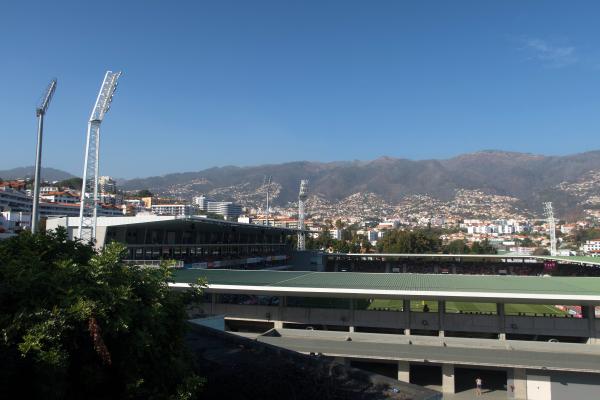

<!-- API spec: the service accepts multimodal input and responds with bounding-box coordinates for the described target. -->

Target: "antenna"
[31,79,57,233]
[297,179,309,251]
[78,71,121,243]
[543,202,557,256]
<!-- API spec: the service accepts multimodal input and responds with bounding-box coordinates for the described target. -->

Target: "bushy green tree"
[377,230,441,253]
[0,229,204,399]
[470,239,497,255]
[443,239,470,254]
[136,189,153,198]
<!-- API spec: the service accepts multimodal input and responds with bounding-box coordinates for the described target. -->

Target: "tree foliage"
[443,239,470,254]
[136,189,154,198]
[0,229,204,399]
[57,177,84,190]
[470,239,497,255]
[376,230,441,253]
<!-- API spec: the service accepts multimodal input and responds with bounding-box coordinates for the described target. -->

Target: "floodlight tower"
[31,79,57,234]
[297,179,309,251]
[264,175,272,226]
[543,202,557,256]
[78,71,121,243]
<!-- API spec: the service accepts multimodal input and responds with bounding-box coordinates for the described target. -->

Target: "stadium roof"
[330,253,600,267]
[47,215,297,233]
[172,270,600,304]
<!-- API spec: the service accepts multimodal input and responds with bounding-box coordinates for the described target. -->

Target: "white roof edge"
[168,283,600,303]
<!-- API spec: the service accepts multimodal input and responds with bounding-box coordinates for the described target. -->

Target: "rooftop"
[331,253,600,267]
[47,214,297,232]
[172,270,600,304]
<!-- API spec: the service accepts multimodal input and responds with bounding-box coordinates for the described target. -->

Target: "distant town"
[2,175,599,258]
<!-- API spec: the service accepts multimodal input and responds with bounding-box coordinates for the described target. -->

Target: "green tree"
[444,239,470,254]
[377,230,441,253]
[470,239,497,255]
[533,247,550,256]
[0,229,204,399]
[57,177,84,190]
[136,189,153,198]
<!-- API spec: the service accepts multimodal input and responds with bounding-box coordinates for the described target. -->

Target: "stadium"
[45,215,600,399]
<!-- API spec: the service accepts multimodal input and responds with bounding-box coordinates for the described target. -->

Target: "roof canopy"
[172,270,600,305]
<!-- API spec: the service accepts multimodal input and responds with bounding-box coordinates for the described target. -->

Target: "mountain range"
[0,166,76,182]
[119,150,600,215]
[3,150,600,217]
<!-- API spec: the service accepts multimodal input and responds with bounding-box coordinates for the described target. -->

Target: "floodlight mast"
[264,176,272,226]
[78,71,121,243]
[31,79,57,234]
[543,202,557,256]
[297,179,309,251]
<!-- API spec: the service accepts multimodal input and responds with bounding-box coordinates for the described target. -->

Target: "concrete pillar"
[385,262,391,273]
[583,305,598,344]
[442,364,455,394]
[278,296,286,323]
[349,326,355,332]
[211,293,216,314]
[402,264,407,273]
[397,361,410,383]
[403,299,411,334]
[334,260,339,272]
[451,265,457,274]
[433,265,439,274]
[497,303,506,340]
[513,368,527,400]
[274,320,283,329]
[438,301,445,337]
[349,298,355,329]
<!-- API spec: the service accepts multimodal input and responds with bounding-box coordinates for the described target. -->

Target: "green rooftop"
[173,269,600,299]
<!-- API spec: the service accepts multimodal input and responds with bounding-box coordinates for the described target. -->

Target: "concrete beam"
[397,360,410,383]
[442,363,455,394]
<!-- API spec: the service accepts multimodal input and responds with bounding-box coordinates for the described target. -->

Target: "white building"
[151,204,194,216]
[40,186,59,194]
[207,201,242,219]
[583,239,600,257]
[98,176,117,194]
[193,195,212,210]
[41,191,79,204]
[330,229,343,240]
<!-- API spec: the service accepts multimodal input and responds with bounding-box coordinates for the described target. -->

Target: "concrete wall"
[505,315,590,337]
[444,314,500,333]
[549,370,600,400]
[213,303,278,321]
[212,302,597,341]
[281,307,352,326]
[410,312,439,331]
[354,310,407,329]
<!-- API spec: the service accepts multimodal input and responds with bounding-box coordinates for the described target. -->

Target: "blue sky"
[1,1,599,178]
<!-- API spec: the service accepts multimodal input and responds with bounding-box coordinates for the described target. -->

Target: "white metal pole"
[31,113,44,233]
[78,121,93,240]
